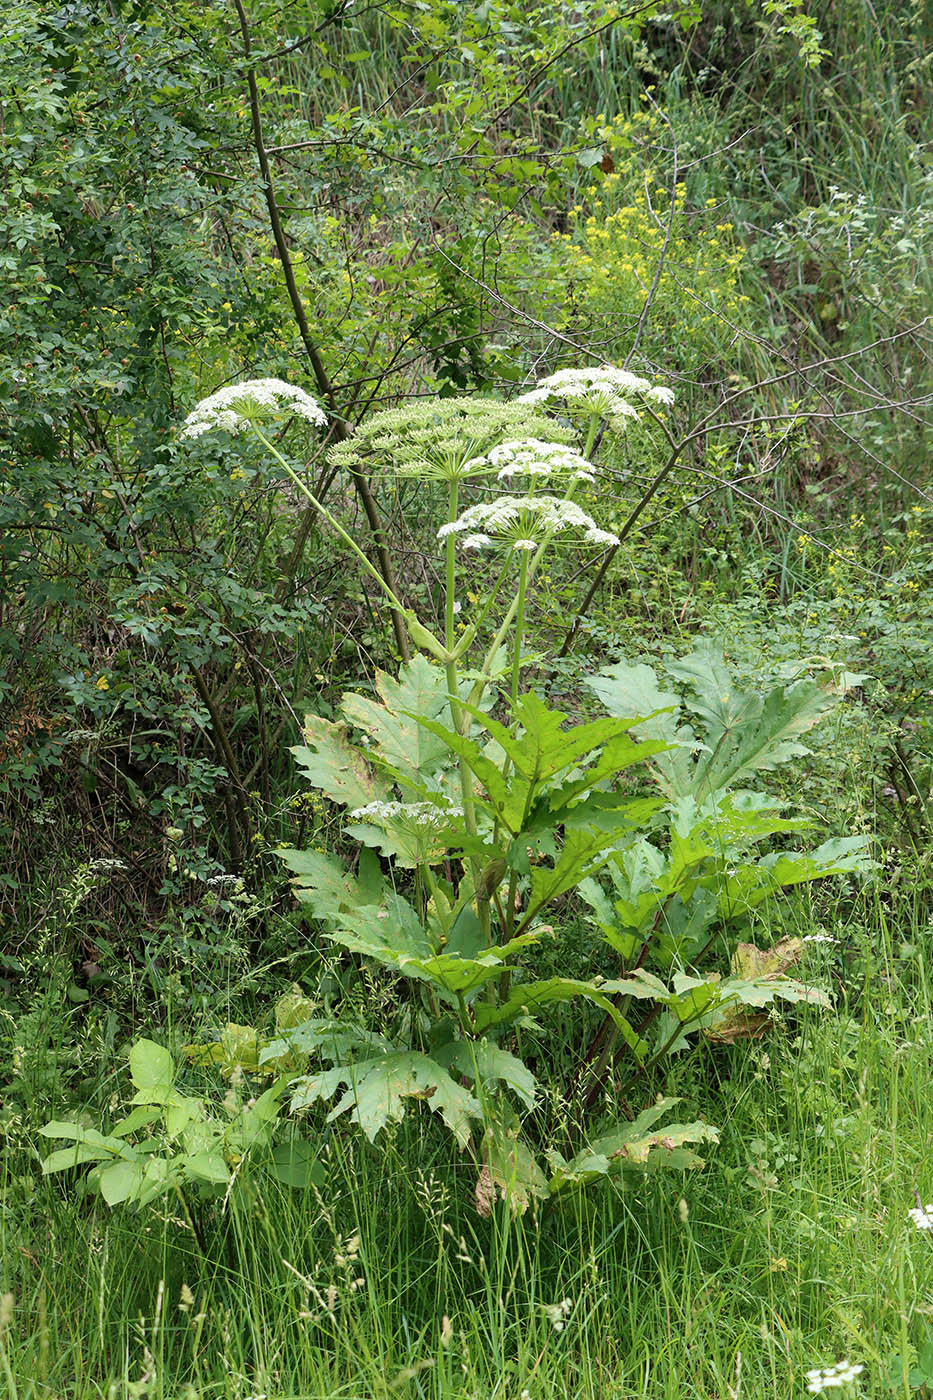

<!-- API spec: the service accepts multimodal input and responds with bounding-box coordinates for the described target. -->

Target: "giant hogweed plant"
[43,371,872,1212]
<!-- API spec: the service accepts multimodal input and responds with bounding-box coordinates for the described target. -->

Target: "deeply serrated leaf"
[342,656,450,783]
[668,643,835,794]
[585,660,694,795]
[549,1100,718,1193]
[291,714,389,810]
[290,1051,480,1145]
[439,1040,538,1110]
[472,977,648,1062]
[481,1119,547,1214]
[716,835,873,917]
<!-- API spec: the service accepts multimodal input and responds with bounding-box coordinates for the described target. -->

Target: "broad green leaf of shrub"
[128,1040,175,1102]
[291,715,389,811]
[341,656,450,783]
[290,1050,480,1145]
[268,1140,327,1189]
[548,1098,719,1194]
[97,1160,145,1206]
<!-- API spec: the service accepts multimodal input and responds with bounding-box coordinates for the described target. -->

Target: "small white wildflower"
[646,385,676,405]
[181,378,327,439]
[802,934,840,945]
[88,857,128,874]
[805,1360,864,1393]
[513,538,537,551]
[541,1298,573,1331]
[908,1203,933,1231]
[205,873,244,892]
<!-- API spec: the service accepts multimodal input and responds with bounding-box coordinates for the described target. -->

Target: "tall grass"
[3,887,932,1400]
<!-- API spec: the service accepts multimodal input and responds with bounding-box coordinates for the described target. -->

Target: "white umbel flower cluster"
[181,378,327,438]
[908,1202,933,1231]
[805,1361,864,1393]
[349,799,463,831]
[465,438,598,484]
[517,365,675,421]
[437,495,619,553]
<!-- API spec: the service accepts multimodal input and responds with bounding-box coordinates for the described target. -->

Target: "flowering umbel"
[517,364,675,423]
[437,495,619,553]
[469,438,598,484]
[181,378,327,438]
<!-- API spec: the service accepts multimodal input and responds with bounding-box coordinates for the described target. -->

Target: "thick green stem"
[509,552,530,713]
[582,411,599,459]
[445,480,459,654]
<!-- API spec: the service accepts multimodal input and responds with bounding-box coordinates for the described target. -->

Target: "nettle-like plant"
[43,371,872,1212]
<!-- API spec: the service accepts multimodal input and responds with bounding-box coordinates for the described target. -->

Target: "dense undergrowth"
[1,0,931,1395]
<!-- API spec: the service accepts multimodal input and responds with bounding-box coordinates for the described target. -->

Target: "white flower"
[182,408,245,438]
[181,378,327,438]
[522,365,651,398]
[349,799,462,832]
[802,934,840,945]
[438,495,619,553]
[517,365,674,420]
[478,438,598,484]
[908,1203,933,1231]
[805,1361,865,1393]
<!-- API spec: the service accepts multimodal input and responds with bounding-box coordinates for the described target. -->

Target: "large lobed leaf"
[290,714,389,811]
[548,1098,719,1193]
[341,656,451,784]
[290,1050,480,1145]
[588,643,840,799]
